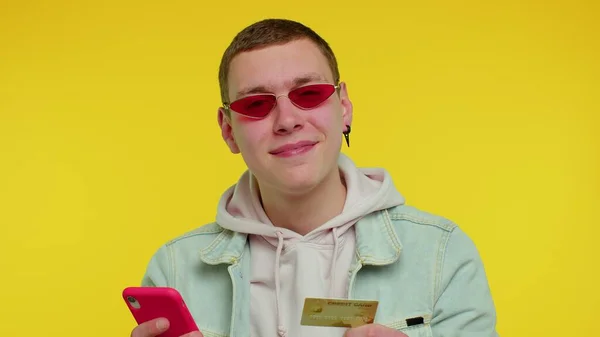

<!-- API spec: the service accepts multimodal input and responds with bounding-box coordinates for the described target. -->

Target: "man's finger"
[131,318,170,337]
[344,324,408,337]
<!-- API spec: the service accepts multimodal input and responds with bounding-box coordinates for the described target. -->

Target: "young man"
[131,18,499,337]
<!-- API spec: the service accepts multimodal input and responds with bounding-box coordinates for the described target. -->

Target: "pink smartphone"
[122,287,199,337]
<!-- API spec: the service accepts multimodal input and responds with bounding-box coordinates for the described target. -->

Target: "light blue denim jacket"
[141,204,499,337]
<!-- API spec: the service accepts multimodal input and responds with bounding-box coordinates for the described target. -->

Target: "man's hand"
[130,318,204,337]
[344,324,408,337]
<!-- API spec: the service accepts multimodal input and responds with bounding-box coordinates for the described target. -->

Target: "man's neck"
[258,169,347,236]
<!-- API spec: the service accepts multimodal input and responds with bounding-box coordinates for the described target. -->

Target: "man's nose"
[272,96,305,134]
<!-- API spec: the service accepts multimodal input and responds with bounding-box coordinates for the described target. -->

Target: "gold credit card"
[300,298,379,328]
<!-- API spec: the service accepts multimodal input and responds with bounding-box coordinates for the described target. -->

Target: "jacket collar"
[198,229,247,265]
[354,209,403,266]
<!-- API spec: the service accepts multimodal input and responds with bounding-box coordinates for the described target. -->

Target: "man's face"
[218,38,353,195]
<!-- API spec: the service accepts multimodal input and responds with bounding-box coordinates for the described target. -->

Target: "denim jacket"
[141,204,499,337]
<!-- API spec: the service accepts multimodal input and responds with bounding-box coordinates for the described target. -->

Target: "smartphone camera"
[127,296,141,309]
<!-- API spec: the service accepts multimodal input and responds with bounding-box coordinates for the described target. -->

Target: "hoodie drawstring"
[274,228,340,336]
[275,231,287,337]
[329,227,340,298]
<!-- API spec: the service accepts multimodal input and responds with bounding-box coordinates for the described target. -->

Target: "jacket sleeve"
[431,227,499,337]
[141,244,173,287]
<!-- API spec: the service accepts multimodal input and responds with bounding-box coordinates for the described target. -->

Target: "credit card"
[300,297,379,328]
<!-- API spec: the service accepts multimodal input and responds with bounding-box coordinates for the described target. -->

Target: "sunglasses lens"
[288,84,336,109]
[229,95,276,118]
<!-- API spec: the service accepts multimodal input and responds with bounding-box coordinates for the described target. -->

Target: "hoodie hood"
[215,153,405,337]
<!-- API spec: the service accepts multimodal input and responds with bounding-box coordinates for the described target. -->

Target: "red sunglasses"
[223,83,340,119]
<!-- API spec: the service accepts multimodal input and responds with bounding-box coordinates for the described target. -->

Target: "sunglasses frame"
[222,82,341,119]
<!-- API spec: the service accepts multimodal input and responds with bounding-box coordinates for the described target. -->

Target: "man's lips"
[269,141,317,155]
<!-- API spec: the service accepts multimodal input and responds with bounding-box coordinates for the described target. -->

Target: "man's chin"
[282,173,319,189]
[253,158,333,195]
[271,172,323,197]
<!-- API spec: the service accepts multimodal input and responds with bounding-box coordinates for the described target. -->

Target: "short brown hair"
[218,18,341,105]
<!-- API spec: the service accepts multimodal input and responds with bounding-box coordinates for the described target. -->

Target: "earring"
[343,125,351,147]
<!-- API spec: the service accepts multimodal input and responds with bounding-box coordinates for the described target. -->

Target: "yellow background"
[1,1,598,336]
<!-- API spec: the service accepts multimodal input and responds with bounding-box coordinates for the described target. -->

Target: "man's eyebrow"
[290,73,326,87]
[234,73,327,100]
[235,85,270,99]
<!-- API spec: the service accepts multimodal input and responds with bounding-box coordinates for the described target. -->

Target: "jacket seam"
[168,244,176,288]
[433,226,456,306]
[388,213,456,232]
[382,209,403,252]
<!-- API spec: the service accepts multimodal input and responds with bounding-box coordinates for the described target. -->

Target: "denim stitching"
[199,230,229,264]
[382,209,402,252]
[386,313,432,330]
[165,223,224,246]
[204,230,227,253]
[355,211,401,266]
[433,227,454,305]
[388,211,456,232]
[389,214,455,231]
[202,231,246,265]
[227,263,238,337]
[356,254,396,265]
[347,251,364,298]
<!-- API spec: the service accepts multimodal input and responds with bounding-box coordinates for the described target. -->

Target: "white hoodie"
[215,154,406,337]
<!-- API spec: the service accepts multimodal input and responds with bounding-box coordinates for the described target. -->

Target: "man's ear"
[217,107,240,154]
[338,82,353,129]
